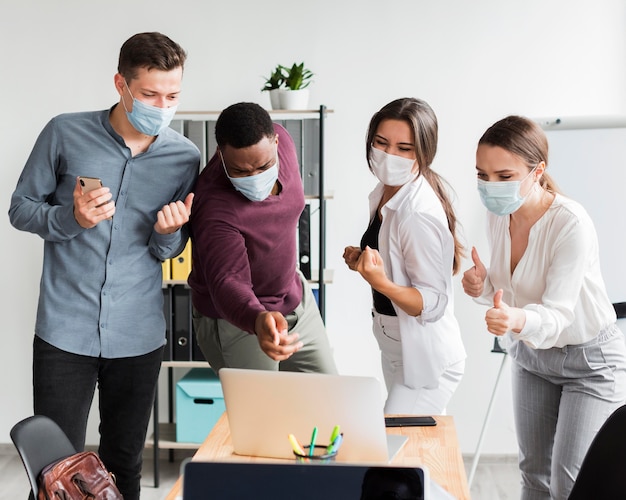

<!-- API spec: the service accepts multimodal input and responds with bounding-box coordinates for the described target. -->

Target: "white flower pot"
[279,89,310,110]
[268,89,282,110]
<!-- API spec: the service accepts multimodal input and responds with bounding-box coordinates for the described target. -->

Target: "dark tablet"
[182,460,427,500]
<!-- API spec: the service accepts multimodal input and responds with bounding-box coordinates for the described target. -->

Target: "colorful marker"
[329,425,340,445]
[326,425,341,453]
[329,432,343,454]
[309,426,318,456]
[288,433,305,455]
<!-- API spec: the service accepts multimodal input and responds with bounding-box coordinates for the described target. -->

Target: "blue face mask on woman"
[477,167,536,216]
[220,151,279,202]
[122,80,178,136]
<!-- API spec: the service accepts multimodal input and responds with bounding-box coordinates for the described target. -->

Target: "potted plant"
[279,62,314,110]
[261,64,286,110]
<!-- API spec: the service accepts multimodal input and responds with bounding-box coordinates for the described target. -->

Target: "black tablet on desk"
[182,460,429,500]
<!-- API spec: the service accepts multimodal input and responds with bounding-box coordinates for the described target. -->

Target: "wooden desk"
[164,413,470,500]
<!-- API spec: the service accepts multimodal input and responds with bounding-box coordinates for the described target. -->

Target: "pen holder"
[293,444,337,463]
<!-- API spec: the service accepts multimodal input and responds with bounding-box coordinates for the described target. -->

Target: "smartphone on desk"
[385,416,437,427]
[78,176,103,194]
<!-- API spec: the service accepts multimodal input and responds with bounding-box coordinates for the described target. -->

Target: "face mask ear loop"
[121,78,133,114]
[532,163,541,185]
[219,150,231,179]
[525,164,543,198]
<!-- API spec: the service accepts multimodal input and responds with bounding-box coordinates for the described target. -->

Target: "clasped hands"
[343,245,387,289]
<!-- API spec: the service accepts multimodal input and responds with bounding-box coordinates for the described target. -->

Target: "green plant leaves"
[261,64,286,91]
[261,62,314,91]
[283,62,314,90]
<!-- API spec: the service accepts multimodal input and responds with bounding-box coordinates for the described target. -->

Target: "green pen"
[329,425,340,446]
[309,426,318,457]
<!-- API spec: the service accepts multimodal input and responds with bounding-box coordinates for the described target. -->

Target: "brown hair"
[117,32,187,82]
[478,115,560,194]
[366,98,465,274]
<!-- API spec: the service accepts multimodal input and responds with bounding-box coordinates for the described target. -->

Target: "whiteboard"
[536,116,626,307]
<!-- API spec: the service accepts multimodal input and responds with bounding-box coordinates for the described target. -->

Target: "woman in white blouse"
[343,98,466,415]
[463,115,626,500]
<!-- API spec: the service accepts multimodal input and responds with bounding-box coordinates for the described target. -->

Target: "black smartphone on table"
[385,416,437,427]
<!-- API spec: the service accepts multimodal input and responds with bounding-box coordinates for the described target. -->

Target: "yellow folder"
[162,258,172,281]
[171,239,192,281]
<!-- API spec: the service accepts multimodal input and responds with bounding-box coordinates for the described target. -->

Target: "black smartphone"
[385,416,436,427]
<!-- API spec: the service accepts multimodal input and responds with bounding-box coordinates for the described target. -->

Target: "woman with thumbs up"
[462,115,626,500]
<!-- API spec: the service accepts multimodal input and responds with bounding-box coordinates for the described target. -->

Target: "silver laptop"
[218,368,408,463]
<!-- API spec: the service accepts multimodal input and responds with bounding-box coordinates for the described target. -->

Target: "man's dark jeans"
[33,336,163,500]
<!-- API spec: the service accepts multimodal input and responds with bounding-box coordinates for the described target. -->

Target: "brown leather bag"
[37,451,122,500]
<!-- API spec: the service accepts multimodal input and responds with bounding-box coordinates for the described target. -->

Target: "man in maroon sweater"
[188,102,337,373]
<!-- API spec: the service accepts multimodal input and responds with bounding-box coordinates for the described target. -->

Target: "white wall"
[2,0,625,455]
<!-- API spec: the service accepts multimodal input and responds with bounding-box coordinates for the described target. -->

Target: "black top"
[360,212,397,317]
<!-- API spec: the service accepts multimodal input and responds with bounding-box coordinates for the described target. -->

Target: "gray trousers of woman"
[509,324,626,500]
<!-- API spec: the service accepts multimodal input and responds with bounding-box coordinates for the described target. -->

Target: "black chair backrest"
[10,415,76,499]
[568,404,626,499]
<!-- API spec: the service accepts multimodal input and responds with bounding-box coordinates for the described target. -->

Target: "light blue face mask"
[477,167,536,216]
[122,80,178,136]
[220,151,279,202]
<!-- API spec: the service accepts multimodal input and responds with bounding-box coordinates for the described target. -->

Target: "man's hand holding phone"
[74,176,115,228]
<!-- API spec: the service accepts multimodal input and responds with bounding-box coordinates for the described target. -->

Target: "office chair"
[568,403,626,499]
[10,415,76,500]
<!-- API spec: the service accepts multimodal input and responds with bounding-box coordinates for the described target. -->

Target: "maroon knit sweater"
[188,124,304,334]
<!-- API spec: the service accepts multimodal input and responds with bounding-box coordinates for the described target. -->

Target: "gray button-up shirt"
[9,107,200,358]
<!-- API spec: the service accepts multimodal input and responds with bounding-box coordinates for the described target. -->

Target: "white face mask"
[221,151,279,202]
[369,146,418,186]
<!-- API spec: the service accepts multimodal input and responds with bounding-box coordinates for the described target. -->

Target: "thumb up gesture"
[485,289,512,336]
[462,246,487,297]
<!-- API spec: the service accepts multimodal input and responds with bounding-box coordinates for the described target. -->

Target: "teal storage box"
[176,368,225,443]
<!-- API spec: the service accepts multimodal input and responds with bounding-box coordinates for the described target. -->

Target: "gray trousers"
[193,273,337,374]
[509,324,626,500]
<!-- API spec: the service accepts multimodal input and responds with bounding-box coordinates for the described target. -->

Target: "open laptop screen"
[183,461,428,500]
[218,368,407,462]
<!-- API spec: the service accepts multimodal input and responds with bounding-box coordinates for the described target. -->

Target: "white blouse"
[480,194,616,349]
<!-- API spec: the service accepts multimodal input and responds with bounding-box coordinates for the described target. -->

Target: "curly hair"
[215,102,276,149]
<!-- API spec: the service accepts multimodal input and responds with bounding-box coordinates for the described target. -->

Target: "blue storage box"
[176,368,225,443]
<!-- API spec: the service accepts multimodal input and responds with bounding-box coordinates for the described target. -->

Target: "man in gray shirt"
[9,32,200,500]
